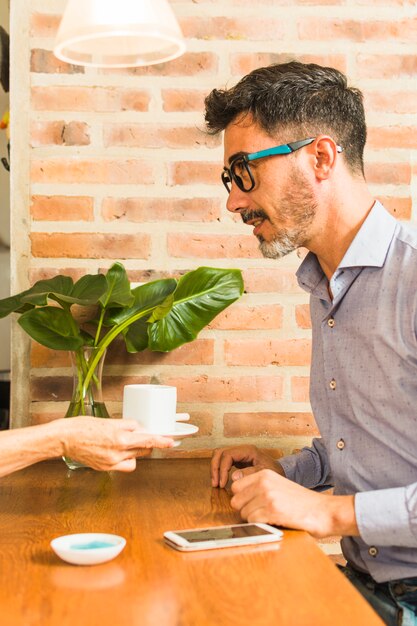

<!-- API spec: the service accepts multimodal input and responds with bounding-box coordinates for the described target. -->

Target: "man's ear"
[313,136,339,181]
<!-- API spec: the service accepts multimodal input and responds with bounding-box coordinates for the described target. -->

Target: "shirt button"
[329,379,337,390]
[368,546,378,557]
[336,439,345,450]
[327,318,335,328]
[392,583,406,596]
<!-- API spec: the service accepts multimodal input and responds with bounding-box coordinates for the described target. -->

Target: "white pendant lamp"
[53,0,186,68]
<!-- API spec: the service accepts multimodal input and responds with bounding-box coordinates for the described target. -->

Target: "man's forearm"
[0,421,63,477]
[319,494,359,537]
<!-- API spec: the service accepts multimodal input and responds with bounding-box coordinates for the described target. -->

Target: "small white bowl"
[51,533,126,566]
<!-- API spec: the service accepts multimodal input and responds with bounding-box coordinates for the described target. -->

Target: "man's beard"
[242,168,317,259]
[259,230,304,259]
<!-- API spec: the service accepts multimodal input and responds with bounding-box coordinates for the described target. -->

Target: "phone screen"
[174,524,275,543]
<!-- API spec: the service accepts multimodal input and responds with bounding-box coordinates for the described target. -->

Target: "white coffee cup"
[122,384,177,434]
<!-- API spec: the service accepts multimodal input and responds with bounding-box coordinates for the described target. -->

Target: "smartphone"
[164,522,283,552]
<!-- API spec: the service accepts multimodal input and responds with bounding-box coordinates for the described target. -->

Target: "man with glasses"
[207,61,417,625]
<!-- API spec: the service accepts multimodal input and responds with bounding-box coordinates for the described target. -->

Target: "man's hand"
[230,469,359,538]
[57,416,174,472]
[211,444,284,488]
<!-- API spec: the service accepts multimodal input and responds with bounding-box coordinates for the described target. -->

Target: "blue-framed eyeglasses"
[221,137,343,193]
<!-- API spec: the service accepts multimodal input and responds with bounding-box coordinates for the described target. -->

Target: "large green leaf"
[0,276,75,316]
[69,274,108,305]
[0,291,34,318]
[19,274,107,307]
[20,276,74,306]
[106,278,177,326]
[18,307,84,350]
[100,263,134,308]
[148,267,243,351]
[123,317,150,352]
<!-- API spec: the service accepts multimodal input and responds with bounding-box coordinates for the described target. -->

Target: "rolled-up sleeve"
[355,482,417,547]
[279,437,332,489]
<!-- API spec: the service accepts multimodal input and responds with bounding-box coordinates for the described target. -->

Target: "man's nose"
[226,184,251,214]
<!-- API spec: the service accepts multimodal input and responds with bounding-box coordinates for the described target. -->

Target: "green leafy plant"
[0,263,243,416]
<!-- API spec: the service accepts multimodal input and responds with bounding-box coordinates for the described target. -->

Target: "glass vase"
[63,346,110,470]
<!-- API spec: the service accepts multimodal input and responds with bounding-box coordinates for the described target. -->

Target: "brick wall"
[11,0,417,459]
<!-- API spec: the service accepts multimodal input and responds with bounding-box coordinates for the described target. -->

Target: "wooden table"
[0,458,383,626]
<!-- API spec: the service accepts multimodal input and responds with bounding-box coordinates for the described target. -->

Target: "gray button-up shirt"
[280,201,417,583]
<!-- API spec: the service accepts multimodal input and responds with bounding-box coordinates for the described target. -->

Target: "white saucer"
[149,423,199,447]
[156,423,199,440]
[51,533,126,565]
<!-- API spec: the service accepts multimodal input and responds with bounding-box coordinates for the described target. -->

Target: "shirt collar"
[338,200,397,269]
[296,201,397,292]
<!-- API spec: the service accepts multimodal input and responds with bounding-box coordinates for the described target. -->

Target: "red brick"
[167,233,261,259]
[356,0,407,4]
[30,121,90,146]
[224,412,318,437]
[30,13,60,37]
[107,338,214,366]
[103,376,154,401]
[242,268,302,294]
[48,374,284,404]
[168,375,284,403]
[365,163,411,185]
[62,122,90,146]
[102,53,218,77]
[31,86,150,112]
[119,90,152,112]
[298,18,417,42]
[180,17,284,40]
[31,233,151,259]
[224,338,312,366]
[357,55,417,78]
[365,91,417,115]
[31,376,72,402]
[167,161,220,186]
[292,0,344,4]
[32,377,139,404]
[162,89,207,112]
[367,127,417,149]
[30,121,64,146]
[102,197,220,223]
[231,53,346,76]
[227,0,291,3]
[378,196,411,220]
[31,49,84,74]
[31,195,94,221]
[31,159,155,184]
[209,304,283,330]
[118,269,187,283]
[31,344,71,368]
[291,377,310,402]
[295,304,311,329]
[29,267,89,283]
[103,124,219,149]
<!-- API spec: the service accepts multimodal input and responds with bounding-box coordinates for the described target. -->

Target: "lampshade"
[53,0,186,68]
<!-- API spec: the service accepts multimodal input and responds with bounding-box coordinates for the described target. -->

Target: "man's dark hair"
[204,61,366,175]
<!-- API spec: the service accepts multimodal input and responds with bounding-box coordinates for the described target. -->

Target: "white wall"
[0,0,10,372]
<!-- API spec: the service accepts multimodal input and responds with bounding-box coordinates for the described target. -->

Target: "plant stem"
[94,306,105,347]
[75,348,87,414]
[82,306,156,394]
